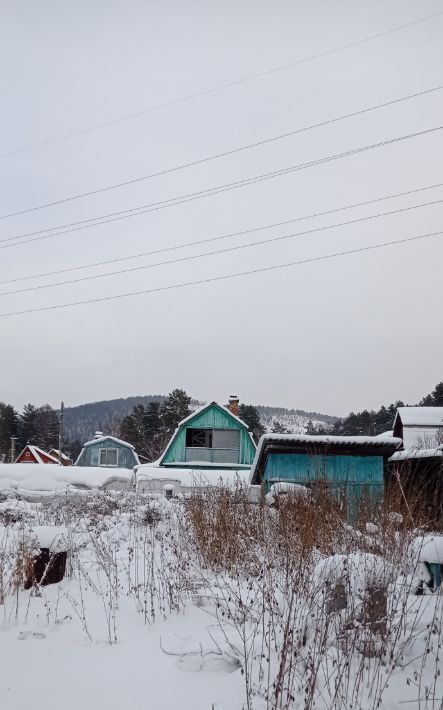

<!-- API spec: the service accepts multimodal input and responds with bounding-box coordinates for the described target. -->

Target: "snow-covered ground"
[0,491,442,710]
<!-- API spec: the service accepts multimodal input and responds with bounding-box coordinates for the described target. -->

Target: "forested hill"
[63,395,167,442]
[63,396,338,442]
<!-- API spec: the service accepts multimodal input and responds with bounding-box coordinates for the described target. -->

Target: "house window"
[99,448,118,467]
[185,428,240,463]
[186,429,213,448]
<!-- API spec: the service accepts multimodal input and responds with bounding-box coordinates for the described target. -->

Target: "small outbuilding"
[75,432,140,469]
[249,434,402,511]
[15,445,59,465]
[157,399,256,470]
[49,449,72,466]
[393,407,443,449]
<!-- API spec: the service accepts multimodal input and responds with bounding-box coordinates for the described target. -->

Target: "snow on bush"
[0,485,442,709]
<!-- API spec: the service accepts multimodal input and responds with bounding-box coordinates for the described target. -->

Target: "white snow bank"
[0,464,132,494]
[314,553,394,594]
[134,466,251,495]
[410,535,443,564]
[265,481,310,505]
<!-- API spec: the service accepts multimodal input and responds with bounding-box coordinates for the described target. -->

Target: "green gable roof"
[159,402,256,468]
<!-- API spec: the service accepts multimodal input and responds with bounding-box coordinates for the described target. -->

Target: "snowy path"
[0,605,243,710]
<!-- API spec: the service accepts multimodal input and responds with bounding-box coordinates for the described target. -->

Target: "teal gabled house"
[158,400,256,470]
[76,432,140,469]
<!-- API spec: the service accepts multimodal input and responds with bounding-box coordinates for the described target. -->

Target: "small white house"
[393,408,443,449]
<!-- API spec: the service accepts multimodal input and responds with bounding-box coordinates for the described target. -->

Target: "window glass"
[212,429,240,449]
[99,448,118,466]
[107,449,118,466]
[185,428,212,448]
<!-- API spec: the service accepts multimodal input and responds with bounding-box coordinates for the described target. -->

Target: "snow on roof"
[50,449,71,461]
[17,446,59,464]
[82,435,136,449]
[135,465,251,489]
[255,433,402,449]
[0,464,132,494]
[395,407,443,427]
[390,446,443,462]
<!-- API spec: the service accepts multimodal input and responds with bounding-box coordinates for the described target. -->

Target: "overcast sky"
[1,0,442,416]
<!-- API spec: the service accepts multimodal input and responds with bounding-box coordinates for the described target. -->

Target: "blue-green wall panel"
[77,440,138,469]
[263,453,384,508]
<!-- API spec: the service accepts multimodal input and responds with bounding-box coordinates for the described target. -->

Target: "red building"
[15,445,59,465]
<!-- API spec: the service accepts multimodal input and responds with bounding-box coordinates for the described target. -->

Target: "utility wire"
[1,85,440,221]
[1,228,441,318]
[2,125,442,250]
[0,198,441,298]
[1,9,442,161]
[1,180,440,287]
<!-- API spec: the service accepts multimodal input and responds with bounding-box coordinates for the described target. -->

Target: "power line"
[0,198,441,298]
[2,125,442,251]
[1,228,441,319]
[1,85,441,221]
[1,9,442,161]
[1,181,440,287]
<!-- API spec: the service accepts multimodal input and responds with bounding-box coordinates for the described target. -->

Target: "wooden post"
[59,401,64,466]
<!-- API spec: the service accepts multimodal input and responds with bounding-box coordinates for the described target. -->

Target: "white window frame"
[99,447,119,467]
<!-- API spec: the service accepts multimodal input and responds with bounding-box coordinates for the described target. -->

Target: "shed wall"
[263,453,385,508]
[403,426,443,449]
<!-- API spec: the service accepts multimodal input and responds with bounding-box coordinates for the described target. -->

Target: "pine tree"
[305,419,317,435]
[120,391,191,462]
[238,404,266,444]
[271,419,290,434]
[18,403,39,448]
[120,401,164,461]
[159,389,192,436]
[0,402,19,461]
[35,405,60,451]
[64,438,83,462]
[420,381,443,407]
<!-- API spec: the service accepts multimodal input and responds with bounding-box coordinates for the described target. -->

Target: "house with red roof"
[15,445,59,465]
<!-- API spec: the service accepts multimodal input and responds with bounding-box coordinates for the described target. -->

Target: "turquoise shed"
[159,402,256,470]
[76,432,140,469]
[250,434,402,511]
